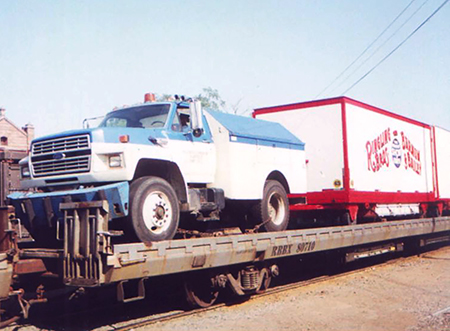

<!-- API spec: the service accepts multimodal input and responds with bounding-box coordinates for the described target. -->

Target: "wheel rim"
[142,190,173,234]
[267,192,286,226]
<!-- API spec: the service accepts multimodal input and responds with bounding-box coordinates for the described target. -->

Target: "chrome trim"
[30,134,91,177]
[32,134,90,156]
[32,156,91,177]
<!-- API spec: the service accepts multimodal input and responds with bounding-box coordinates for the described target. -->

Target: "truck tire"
[259,180,290,232]
[129,176,179,242]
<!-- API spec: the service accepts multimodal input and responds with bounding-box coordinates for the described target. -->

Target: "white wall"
[434,126,450,199]
[345,103,433,194]
[257,104,344,193]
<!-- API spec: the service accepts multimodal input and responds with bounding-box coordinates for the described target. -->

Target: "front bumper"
[8,182,129,239]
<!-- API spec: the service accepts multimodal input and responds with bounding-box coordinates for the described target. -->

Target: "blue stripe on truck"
[230,135,304,150]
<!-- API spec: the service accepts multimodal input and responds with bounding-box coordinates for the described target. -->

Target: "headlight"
[109,155,123,168]
[21,166,31,178]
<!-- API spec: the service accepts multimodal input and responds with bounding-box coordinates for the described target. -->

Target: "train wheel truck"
[9,94,306,244]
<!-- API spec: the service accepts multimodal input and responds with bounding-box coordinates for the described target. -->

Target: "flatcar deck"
[104,216,450,283]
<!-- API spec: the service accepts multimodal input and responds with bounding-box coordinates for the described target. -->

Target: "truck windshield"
[99,104,171,129]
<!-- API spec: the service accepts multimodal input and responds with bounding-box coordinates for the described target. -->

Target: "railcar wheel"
[428,205,442,218]
[255,268,272,294]
[340,211,356,225]
[259,180,290,232]
[184,274,219,308]
[129,176,179,242]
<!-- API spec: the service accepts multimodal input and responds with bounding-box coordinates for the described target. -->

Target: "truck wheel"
[260,180,290,232]
[129,176,179,242]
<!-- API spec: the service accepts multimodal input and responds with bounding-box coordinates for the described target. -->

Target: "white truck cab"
[12,94,306,243]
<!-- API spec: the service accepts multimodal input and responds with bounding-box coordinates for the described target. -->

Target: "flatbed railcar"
[2,96,450,326]
[1,202,449,326]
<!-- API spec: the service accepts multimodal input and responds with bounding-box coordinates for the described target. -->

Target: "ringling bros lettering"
[366,129,421,175]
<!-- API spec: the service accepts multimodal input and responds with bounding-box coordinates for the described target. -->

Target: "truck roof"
[206,109,304,148]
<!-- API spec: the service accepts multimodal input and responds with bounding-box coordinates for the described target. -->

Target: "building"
[0,108,34,206]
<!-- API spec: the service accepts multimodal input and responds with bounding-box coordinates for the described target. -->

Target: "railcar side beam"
[102,216,450,284]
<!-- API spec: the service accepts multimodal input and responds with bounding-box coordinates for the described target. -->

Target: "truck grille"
[33,156,91,176]
[33,135,90,155]
[31,135,91,177]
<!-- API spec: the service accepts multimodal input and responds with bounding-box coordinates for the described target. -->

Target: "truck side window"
[171,113,181,132]
[172,110,190,132]
[180,114,190,129]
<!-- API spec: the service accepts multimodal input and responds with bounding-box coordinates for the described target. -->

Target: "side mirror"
[189,100,204,138]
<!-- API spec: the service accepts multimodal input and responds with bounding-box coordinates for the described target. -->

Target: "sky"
[0,0,449,138]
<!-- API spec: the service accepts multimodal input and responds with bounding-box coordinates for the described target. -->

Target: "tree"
[156,93,173,102]
[156,87,233,113]
[195,87,226,111]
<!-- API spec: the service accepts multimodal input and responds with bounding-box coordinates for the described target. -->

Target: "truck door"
[168,107,216,184]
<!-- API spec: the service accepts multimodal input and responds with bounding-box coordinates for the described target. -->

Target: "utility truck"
[9,94,306,243]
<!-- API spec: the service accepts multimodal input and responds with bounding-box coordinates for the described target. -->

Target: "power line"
[342,0,450,95]
[328,0,430,96]
[315,0,417,99]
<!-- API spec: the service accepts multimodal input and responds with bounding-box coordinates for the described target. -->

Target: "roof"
[0,115,28,138]
[253,96,429,129]
[206,109,304,147]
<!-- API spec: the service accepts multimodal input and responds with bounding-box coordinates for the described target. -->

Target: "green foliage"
[195,87,226,111]
[156,87,249,114]
[156,94,173,102]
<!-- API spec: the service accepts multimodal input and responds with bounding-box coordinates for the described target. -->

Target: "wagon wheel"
[184,273,219,308]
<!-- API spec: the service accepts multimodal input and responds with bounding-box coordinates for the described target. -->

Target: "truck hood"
[32,127,168,145]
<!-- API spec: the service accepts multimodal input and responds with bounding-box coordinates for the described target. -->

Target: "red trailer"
[254,97,450,223]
